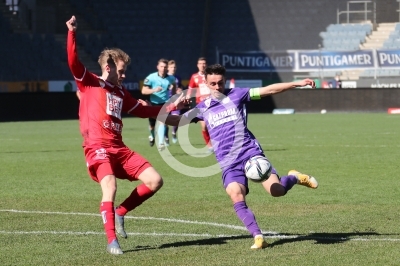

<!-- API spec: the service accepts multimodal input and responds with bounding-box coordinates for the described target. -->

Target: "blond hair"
[98,48,131,69]
[168,60,176,66]
[158,58,168,65]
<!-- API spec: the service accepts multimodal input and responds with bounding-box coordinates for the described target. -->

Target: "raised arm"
[254,78,315,98]
[163,113,194,127]
[164,94,200,126]
[66,16,85,80]
[126,92,185,118]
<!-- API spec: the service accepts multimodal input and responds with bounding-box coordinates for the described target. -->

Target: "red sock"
[100,201,116,244]
[115,184,155,216]
[202,130,211,147]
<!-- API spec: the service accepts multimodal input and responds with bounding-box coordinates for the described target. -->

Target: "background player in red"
[186,57,213,153]
[66,16,181,255]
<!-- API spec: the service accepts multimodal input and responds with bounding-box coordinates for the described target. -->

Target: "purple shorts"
[222,162,278,194]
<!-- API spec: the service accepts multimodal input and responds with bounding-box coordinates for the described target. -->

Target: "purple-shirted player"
[167,60,190,144]
[165,64,319,249]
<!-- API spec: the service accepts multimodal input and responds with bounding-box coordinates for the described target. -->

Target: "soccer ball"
[244,156,272,183]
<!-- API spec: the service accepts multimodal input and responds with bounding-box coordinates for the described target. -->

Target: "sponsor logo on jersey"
[102,120,122,133]
[106,92,123,119]
[208,108,238,129]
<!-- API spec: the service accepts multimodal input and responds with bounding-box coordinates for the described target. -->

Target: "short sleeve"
[121,87,139,113]
[143,74,152,87]
[231,87,251,103]
[75,72,101,93]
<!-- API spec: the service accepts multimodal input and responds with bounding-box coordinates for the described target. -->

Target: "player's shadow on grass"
[267,231,382,246]
[123,231,389,253]
[123,234,251,253]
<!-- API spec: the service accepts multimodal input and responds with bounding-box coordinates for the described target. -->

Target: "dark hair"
[204,64,226,77]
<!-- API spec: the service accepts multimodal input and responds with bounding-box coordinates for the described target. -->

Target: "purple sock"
[280,175,298,193]
[233,201,261,237]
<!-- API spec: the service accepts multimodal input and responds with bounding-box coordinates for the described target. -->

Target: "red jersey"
[67,30,173,147]
[187,72,210,103]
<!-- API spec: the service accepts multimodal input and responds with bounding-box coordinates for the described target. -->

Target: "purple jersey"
[169,74,183,98]
[184,88,264,170]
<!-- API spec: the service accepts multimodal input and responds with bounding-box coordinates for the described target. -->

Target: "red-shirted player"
[186,57,213,152]
[66,16,181,255]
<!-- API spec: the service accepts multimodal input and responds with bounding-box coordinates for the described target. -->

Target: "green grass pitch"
[0,113,399,266]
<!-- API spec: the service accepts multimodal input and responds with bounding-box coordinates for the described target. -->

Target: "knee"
[226,184,246,203]
[144,174,163,192]
[102,175,117,191]
[229,194,244,203]
[100,175,117,201]
[152,176,164,191]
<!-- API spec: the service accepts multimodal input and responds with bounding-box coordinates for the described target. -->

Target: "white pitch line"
[0,209,251,232]
[1,209,400,242]
[0,230,399,242]
[0,230,239,238]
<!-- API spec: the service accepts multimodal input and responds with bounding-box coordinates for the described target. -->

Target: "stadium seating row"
[382,25,400,49]
[359,69,400,78]
[320,23,372,51]
[2,0,399,82]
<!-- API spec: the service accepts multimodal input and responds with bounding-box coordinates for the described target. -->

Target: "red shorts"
[84,145,151,183]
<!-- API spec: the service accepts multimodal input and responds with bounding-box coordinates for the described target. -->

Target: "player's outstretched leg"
[115,208,127,239]
[288,170,318,189]
[251,234,268,250]
[107,239,123,255]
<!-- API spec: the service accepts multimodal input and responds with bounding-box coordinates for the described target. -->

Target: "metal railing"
[397,0,400,21]
[337,1,376,24]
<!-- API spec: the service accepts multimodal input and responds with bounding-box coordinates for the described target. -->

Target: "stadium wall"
[1,89,398,122]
